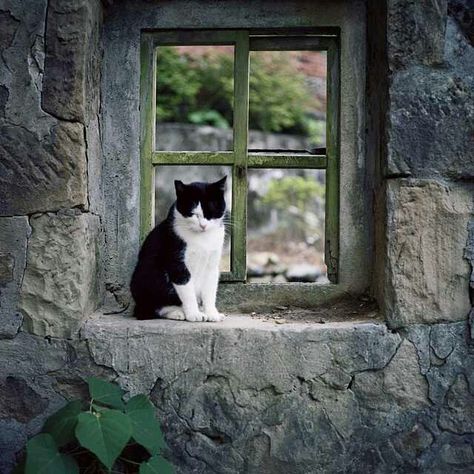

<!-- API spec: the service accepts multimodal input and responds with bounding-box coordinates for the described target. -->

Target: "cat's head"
[174,176,227,233]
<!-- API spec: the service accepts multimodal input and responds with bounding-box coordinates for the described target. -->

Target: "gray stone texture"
[20,210,101,338]
[387,16,474,180]
[40,316,474,472]
[385,179,472,328]
[388,0,448,70]
[42,0,102,123]
[0,0,91,216]
[0,121,88,215]
[0,217,30,338]
[0,0,473,472]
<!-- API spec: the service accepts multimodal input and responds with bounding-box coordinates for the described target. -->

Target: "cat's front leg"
[173,281,207,322]
[201,259,225,322]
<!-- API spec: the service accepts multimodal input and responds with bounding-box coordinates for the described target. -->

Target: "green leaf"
[43,400,82,446]
[75,410,132,470]
[139,455,174,474]
[25,433,78,474]
[126,395,166,454]
[126,394,154,414]
[87,377,124,409]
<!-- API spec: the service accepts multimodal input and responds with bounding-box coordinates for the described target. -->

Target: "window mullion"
[325,39,340,283]
[231,31,250,281]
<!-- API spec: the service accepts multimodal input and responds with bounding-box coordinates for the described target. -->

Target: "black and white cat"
[130,177,227,322]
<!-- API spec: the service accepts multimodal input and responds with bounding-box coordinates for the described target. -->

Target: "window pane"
[248,50,326,153]
[154,166,232,272]
[247,169,327,283]
[155,46,234,151]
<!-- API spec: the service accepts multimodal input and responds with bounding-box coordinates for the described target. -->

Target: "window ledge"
[83,307,382,336]
[81,309,396,401]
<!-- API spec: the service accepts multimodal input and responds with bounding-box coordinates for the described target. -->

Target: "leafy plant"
[17,377,173,474]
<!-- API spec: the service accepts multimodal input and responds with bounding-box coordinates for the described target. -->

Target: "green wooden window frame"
[140,29,340,292]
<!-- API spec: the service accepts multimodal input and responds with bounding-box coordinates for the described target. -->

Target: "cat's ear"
[213,176,227,192]
[174,180,185,196]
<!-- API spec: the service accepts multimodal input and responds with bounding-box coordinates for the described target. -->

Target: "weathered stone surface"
[449,0,474,45]
[0,217,30,338]
[0,332,88,473]
[387,17,474,179]
[0,376,48,423]
[0,121,88,215]
[385,180,472,327]
[20,210,101,337]
[352,339,428,411]
[388,0,447,70]
[42,0,102,122]
[439,374,474,434]
[82,316,406,472]
[465,218,474,296]
[0,0,99,216]
[0,0,53,136]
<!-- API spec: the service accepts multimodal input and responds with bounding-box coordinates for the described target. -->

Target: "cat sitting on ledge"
[131,177,227,322]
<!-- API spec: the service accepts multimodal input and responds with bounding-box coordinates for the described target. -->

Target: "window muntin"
[140,30,339,291]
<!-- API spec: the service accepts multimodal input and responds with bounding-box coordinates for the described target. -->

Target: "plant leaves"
[25,433,78,474]
[139,455,174,474]
[126,395,166,454]
[43,400,82,446]
[87,377,124,409]
[75,410,132,470]
[126,394,154,414]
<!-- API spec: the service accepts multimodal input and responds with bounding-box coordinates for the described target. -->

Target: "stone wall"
[0,0,104,338]
[0,0,473,473]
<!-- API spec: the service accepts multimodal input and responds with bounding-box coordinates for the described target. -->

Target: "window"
[140,29,340,304]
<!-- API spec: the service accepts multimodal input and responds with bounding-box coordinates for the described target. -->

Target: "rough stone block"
[81,315,407,472]
[0,122,88,215]
[20,210,101,337]
[388,0,447,70]
[0,217,30,338]
[387,18,474,180]
[439,374,474,434]
[385,180,472,328]
[42,0,102,122]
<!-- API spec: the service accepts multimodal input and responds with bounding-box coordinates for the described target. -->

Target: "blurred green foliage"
[261,175,325,241]
[263,176,325,214]
[156,47,324,141]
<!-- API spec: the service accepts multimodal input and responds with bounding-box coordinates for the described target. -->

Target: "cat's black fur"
[130,177,226,320]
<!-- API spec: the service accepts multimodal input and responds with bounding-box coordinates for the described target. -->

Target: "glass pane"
[247,169,327,283]
[154,166,232,272]
[155,45,234,151]
[248,50,326,152]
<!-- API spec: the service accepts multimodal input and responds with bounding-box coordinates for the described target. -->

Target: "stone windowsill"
[84,311,383,335]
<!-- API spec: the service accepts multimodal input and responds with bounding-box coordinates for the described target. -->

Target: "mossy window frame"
[140,28,341,306]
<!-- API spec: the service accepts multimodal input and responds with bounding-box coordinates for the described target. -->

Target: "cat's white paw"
[205,309,225,322]
[185,310,208,322]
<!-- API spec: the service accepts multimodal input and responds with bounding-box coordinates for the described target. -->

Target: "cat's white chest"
[178,226,224,282]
